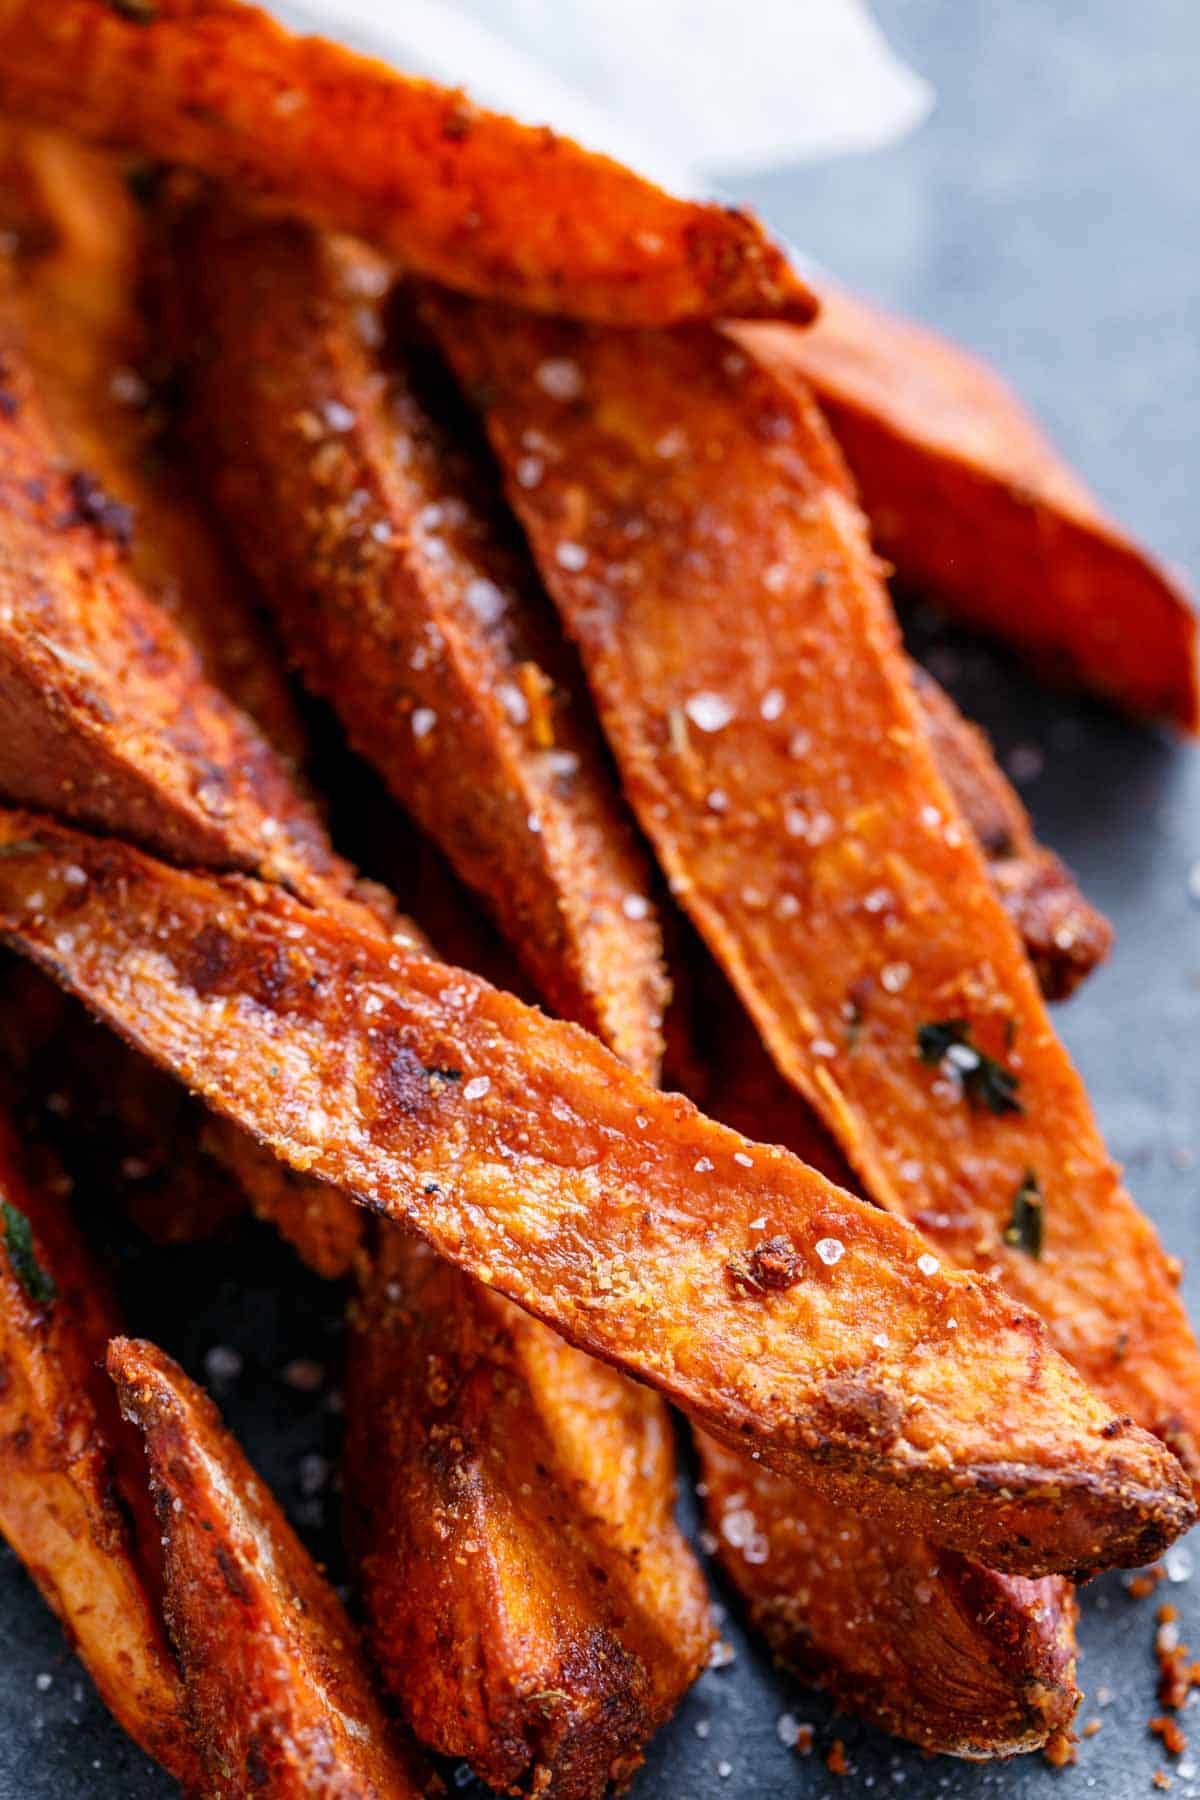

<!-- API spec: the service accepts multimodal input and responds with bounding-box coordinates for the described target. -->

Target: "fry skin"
[345,1228,713,1797]
[738,291,1200,732]
[0,1111,200,1787]
[0,123,306,758]
[175,206,668,1081]
[108,1336,428,1799]
[911,668,1112,1001]
[430,300,1200,1491]
[696,1432,1079,1759]
[0,0,811,328]
[0,813,1191,1578]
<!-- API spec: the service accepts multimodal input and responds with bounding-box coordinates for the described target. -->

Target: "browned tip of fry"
[108,1334,430,1800]
[0,0,813,327]
[346,1232,713,1797]
[697,1433,1080,1759]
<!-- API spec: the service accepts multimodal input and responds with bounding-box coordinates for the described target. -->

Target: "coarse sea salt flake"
[411,707,437,739]
[555,541,588,571]
[465,577,506,624]
[535,358,584,401]
[917,1252,940,1276]
[759,687,785,720]
[815,1237,845,1266]
[463,1076,491,1101]
[694,1157,714,1173]
[733,1151,753,1169]
[685,691,735,733]
[622,894,651,920]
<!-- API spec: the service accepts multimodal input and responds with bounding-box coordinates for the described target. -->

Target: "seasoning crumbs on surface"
[1043,1727,1078,1768]
[825,1737,849,1776]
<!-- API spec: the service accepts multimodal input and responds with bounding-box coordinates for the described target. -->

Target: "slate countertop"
[2,2,1198,1796]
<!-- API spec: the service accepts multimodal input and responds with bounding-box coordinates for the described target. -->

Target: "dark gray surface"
[2,1,1199,1796]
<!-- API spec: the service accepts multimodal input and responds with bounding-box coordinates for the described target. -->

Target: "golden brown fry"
[0,812,1190,1578]
[108,1336,428,1799]
[696,1432,1079,1759]
[738,290,1200,732]
[174,205,668,1080]
[429,300,1200,1491]
[0,0,810,328]
[345,1229,712,1796]
[0,122,305,756]
[683,968,1079,1757]
[0,1112,200,1787]
[912,668,1113,1000]
[0,319,380,923]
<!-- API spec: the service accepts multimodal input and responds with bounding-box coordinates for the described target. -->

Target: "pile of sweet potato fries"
[0,3,1197,1794]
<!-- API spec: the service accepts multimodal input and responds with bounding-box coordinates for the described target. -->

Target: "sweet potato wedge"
[737,291,1200,732]
[0,0,810,328]
[174,206,667,1081]
[696,1432,1078,1759]
[430,300,1200,1489]
[0,1109,200,1787]
[345,1227,712,1796]
[0,122,305,757]
[108,1335,427,1799]
[911,668,1112,1000]
[683,967,1079,1757]
[0,812,1190,1577]
[0,318,382,925]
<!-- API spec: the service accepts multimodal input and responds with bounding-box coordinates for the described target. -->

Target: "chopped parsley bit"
[424,1064,462,1083]
[1004,1170,1044,1258]
[2,1201,56,1305]
[916,1018,1023,1116]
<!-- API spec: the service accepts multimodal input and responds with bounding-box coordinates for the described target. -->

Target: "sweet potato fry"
[737,291,1200,731]
[0,1110,200,1786]
[911,668,1112,1000]
[429,300,1200,1489]
[108,1336,427,1799]
[345,1228,712,1796]
[174,206,667,1080]
[682,967,1079,1756]
[0,319,383,925]
[0,812,1190,1577]
[0,122,305,756]
[696,1432,1078,1759]
[0,0,811,328]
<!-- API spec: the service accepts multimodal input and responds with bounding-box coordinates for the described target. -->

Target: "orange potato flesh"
[345,1228,713,1796]
[108,1336,428,1799]
[0,123,306,758]
[911,668,1112,1001]
[0,1111,200,1786]
[428,299,1200,1492]
[697,1432,1079,1759]
[0,0,812,328]
[0,813,1191,1578]
[738,290,1200,732]
[173,203,668,1081]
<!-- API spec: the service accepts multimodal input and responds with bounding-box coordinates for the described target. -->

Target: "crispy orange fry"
[345,1228,712,1795]
[697,1432,1079,1758]
[0,1112,200,1786]
[738,290,1200,732]
[912,668,1112,1000]
[0,321,382,923]
[108,1335,427,1799]
[429,300,1200,1490]
[0,123,305,757]
[174,205,668,1080]
[0,0,811,328]
[683,968,1079,1757]
[0,812,1190,1578]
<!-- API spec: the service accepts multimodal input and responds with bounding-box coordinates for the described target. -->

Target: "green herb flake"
[916,1018,1023,1117]
[2,1200,56,1305]
[1003,1170,1044,1259]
